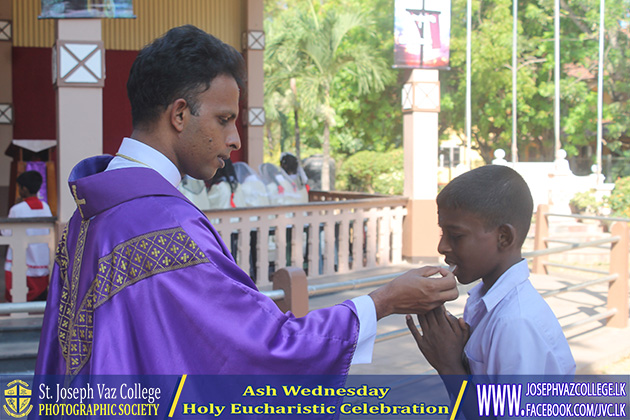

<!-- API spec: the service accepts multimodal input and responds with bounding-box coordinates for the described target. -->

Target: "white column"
[401,69,441,263]
[54,20,104,222]
[596,0,605,184]
[244,0,265,170]
[554,0,561,157]
[465,0,472,168]
[511,0,518,163]
[0,2,13,213]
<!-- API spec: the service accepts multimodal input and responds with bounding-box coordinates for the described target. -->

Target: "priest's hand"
[368,266,458,320]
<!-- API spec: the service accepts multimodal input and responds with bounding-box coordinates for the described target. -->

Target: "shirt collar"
[23,196,43,210]
[467,259,530,313]
[109,137,182,187]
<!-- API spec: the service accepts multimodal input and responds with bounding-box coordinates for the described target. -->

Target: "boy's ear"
[497,224,517,250]
[170,98,188,132]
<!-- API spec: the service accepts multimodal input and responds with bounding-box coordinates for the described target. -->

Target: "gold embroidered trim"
[55,224,70,358]
[59,227,208,375]
[58,219,90,373]
[71,185,87,219]
[54,224,69,282]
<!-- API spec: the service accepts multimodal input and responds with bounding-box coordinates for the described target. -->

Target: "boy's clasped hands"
[406,305,471,376]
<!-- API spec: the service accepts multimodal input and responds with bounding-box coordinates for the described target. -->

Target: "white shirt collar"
[467,258,529,313]
[105,137,182,187]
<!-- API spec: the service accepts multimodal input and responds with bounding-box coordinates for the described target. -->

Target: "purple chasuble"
[35,156,359,376]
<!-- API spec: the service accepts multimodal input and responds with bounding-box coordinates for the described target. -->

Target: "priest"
[36,25,458,377]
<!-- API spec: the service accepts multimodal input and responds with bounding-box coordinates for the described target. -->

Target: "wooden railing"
[269,203,630,343]
[0,195,407,317]
[531,204,629,328]
[1,202,628,334]
[204,195,408,284]
[0,217,57,311]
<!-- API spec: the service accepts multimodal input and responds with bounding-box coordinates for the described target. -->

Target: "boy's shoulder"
[41,200,52,212]
[8,200,30,214]
[8,199,52,216]
[500,278,553,318]
[489,277,565,340]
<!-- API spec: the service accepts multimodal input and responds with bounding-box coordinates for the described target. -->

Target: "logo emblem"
[3,380,33,418]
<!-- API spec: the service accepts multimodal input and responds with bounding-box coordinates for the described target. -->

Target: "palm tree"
[301,4,389,190]
[265,10,310,161]
[266,1,389,190]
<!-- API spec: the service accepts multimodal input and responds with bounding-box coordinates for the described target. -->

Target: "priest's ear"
[170,99,188,132]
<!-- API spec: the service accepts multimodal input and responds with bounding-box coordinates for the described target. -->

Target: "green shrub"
[608,176,630,218]
[569,189,600,215]
[375,170,404,195]
[337,149,404,195]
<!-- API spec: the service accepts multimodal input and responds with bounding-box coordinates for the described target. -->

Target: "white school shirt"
[463,259,576,376]
[106,138,377,364]
[3,199,53,276]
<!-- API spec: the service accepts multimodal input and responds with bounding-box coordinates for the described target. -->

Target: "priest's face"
[175,74,241,180]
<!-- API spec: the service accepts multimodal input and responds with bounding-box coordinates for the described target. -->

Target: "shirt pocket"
[464,348,486,375]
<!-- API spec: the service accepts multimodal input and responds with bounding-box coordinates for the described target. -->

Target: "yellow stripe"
[115,153,150,167]
[450,380,468,420]
[168,374,188,418]
[14,0,243,50]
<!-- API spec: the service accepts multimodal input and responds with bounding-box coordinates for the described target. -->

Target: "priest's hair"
[127,25,246,128]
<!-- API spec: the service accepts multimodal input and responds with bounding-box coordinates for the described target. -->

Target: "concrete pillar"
[0,1,13,215]
[532,204,549,274]
[243,0,264,170]
[608,222,628,328]
[54,20,104,222]
[401,69,441,264]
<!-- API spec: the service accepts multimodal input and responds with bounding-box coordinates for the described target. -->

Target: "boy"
[2,170,53,302]
[407,165,575,376]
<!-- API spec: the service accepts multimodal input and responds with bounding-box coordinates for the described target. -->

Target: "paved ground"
[3,238,629,376]
[266,262,630,375]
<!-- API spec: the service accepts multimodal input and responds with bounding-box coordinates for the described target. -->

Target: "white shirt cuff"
[350,295,377,364]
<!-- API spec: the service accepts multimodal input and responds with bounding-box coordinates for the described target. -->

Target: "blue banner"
[39,1,135,19]
[0,374,627,419]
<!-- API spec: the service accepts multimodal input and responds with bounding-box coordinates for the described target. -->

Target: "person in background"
[207,158,245,209]
[2,170,53,302]
[280,153,307,189]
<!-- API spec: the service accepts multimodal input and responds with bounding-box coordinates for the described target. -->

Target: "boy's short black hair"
[437,165,534,247]
[17,171,43,194]
[127,25,246,128]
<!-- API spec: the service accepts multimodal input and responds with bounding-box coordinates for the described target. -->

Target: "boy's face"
[437,207,503,286]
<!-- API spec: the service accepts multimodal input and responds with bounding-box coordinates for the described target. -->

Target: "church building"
[0,0,265,222]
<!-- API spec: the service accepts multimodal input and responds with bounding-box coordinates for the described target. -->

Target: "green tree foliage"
[442,0,630,163]
[324,0,402,155]
[264,0,399,189]
[337,149,404,195]
[608,176,630,218]
[265,0,630,192]
[265,1,313,161]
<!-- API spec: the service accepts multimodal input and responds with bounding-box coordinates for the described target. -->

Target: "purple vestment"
[35,156,359,376]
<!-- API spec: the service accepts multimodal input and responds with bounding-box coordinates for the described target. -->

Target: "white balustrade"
[0,218,57,314]
[0,196,408,315]
[205,196,408,284]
